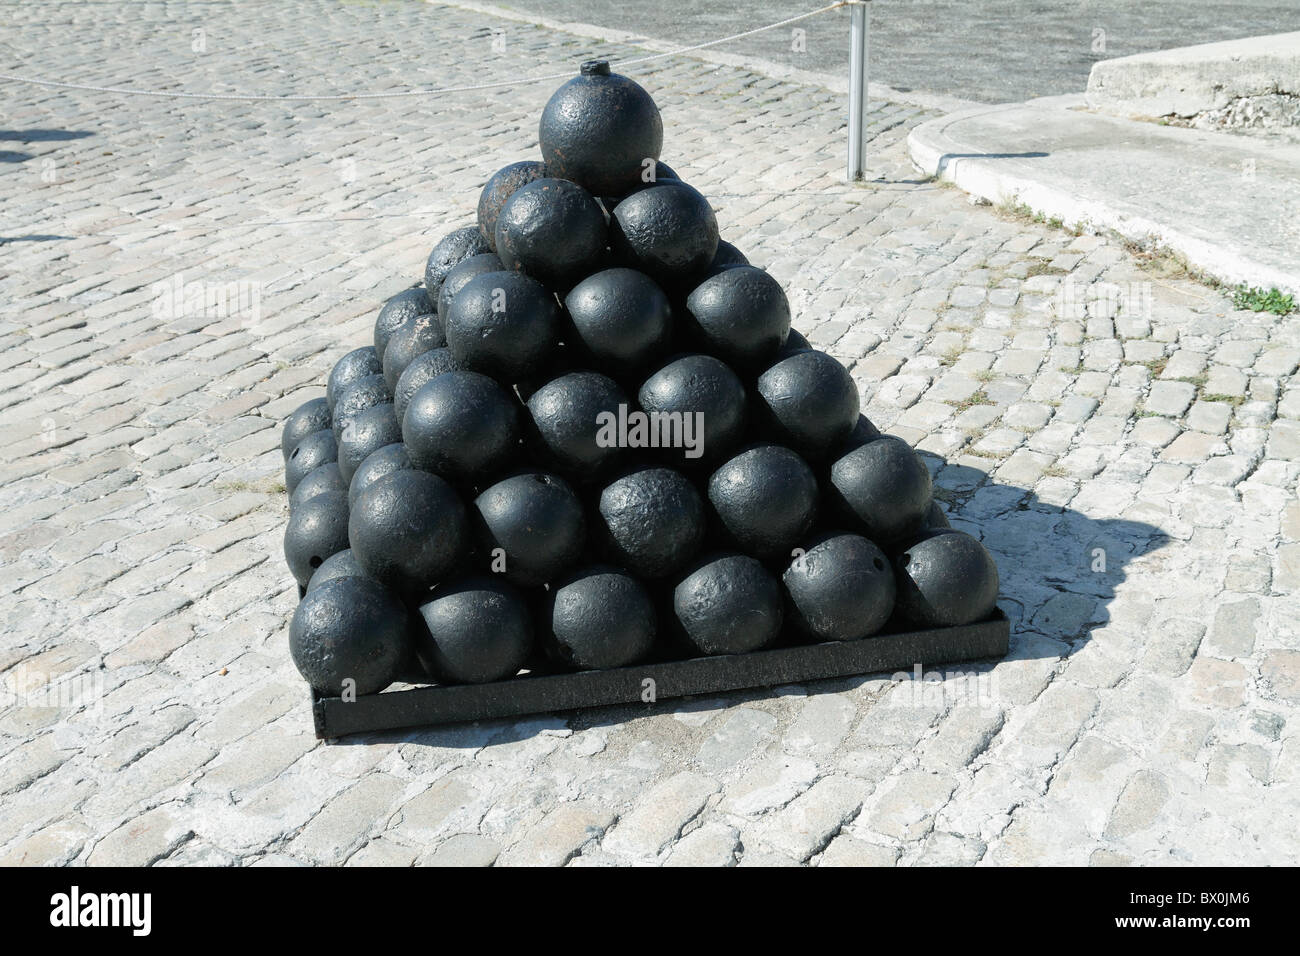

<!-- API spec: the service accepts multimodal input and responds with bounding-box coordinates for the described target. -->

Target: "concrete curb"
[908,95,1300,297]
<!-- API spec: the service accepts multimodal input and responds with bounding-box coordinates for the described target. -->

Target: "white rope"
[0,2,851,102]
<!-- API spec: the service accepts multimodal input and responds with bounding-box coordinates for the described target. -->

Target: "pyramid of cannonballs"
[281,60,1000,698]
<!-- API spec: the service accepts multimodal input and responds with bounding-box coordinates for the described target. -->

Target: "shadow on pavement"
[0,128,95,163]
[336,464,1167,750]
[0,235,75,243]
[935,151,1049,176]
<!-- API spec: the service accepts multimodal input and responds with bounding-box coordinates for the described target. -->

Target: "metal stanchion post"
[847,1,870,181]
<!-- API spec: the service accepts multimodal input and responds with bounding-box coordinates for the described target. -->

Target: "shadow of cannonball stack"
[279,59,1001,700]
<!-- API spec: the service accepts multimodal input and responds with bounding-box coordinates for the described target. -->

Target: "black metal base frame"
[310,611,1010,739]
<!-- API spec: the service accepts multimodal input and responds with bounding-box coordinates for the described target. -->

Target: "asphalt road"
[486,0,1300,103]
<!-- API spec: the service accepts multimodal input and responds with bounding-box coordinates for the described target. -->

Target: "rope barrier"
[0,1,853,102]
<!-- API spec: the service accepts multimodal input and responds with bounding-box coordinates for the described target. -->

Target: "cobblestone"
[1,0,1297,868]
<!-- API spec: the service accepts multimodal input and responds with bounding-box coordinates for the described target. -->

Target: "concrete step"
[907,94,1300,297]
[1086,31,1300,131]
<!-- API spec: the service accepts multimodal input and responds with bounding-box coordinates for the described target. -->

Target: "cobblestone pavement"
[2,1,1298,867]
[476,0,1300,103]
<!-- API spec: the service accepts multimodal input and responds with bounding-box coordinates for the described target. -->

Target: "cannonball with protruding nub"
[539,59,664,198]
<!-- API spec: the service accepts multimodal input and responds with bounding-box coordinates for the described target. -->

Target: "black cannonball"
[473,471,586,587]
[494,178,607,289]
[382,312,445,393]
[607,161,680,206]
[393,347,458,424]
[374,287,433,357]
[891,530,999,628]
[610,181,718,288]
[306,548,372,593]
[443,271,559,381]
[673,553,783,655]
[708,445,818,561]
[684,266,790,369]
[539,59,663,197]
[654,160,679,181]
[289,576,408,696]
[596,466,704,578]
[711,240,749,269]
[830,414,884,462]
[478,161,550,250]
[282,397,331,460]
[337,402,402,484]
[326,347,383,412]
[437,252,504,319]
[402,370,519,483]
[778,327,813,358]
[414,576,532,684]
[348,442,411,509]
[564,268,672,375]
[349,469,469,592]
[541,565,657,670]
[827,435,933,545]
[924,500,951,530]
[331,374,390,443]
[783,533,896,641]
[756,349,861,461]
[284,490,351,587]
[290,461,347,510]
[425,226,493,298]
[285,429,338,494]
[525,371,629,477]
[636,354,747,468]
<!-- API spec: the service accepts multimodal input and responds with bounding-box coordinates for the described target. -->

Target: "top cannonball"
[478,160,548,251]
[611,181,719,288]
[425,226,492,298]
[495,178,608,290]
[539,60,663,197]
[685,266,790,369]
